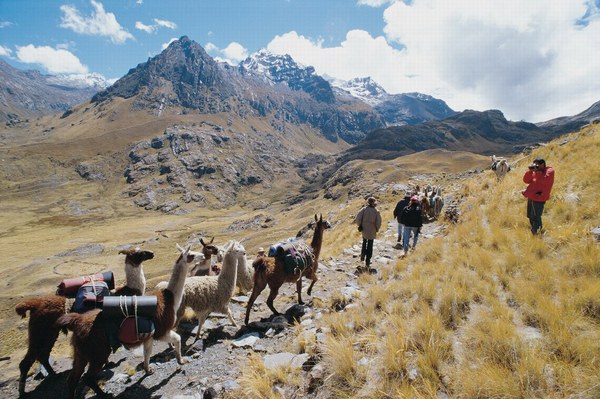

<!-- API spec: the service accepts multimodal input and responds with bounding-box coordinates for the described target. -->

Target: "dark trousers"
[361,239,374,266]
[527,200,545,234]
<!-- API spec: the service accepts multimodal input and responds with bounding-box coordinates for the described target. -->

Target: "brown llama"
[14,247,154,396]
[189,237,220,276]
[56,244,197,399]
[245,214,331,324]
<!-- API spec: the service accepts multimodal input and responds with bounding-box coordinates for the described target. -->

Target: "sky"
[0,0,599,122]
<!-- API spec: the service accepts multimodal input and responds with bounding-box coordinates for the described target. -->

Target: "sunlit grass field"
[236,124,600,398]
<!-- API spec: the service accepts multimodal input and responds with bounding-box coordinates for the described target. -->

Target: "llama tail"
[55,313,82,333]
[15,299,40,318]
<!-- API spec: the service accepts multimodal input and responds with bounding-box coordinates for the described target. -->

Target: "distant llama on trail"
[245,214,331,324]
[491,155,511,180]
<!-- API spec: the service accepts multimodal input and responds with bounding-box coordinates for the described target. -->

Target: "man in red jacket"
[522,158,554,235]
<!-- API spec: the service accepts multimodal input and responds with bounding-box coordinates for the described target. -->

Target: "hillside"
[342,109,573,162]
[1,123,597,399]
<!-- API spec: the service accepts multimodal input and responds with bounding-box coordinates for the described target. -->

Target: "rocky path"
[2,217,443,399]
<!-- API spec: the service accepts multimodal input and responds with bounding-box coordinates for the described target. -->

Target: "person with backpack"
[393,190,412,247]
[400,195,423,256]
[522,157,554,235]
[354,196,382,274]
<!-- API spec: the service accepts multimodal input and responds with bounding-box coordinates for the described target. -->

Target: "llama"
[158,240,245,341]
[56,244,197,399]
[14,247,154,396]
[156,240,248,341]
[189,238,220,276]
[491,155,511,180]
[420,195,431,220]
[432,187,444,219]
[245,214,331,325]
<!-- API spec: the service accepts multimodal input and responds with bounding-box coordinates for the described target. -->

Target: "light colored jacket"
[355,205,382,240]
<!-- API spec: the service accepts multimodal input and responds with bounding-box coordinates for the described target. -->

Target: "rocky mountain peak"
[334,77,388,105]
[240,50,335,103]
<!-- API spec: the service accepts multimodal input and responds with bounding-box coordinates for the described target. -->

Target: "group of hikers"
[353,157,555,274]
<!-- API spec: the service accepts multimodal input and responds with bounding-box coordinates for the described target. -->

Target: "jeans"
[397,223,404,241]
[361,239,374,266]
[527,200,545,234]
[403,226,420,252]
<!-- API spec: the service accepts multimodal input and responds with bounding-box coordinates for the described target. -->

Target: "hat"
[533,158,545,165]
[410,195,419,204]
[405,190,413,197]
[367,197,377,205]
[257,247,265,253]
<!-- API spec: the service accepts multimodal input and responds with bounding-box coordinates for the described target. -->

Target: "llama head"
[200,237,219,257]
[229,240,246,259]
[314,214,332,230]
[175,243,195,265]
[119,247,155,267]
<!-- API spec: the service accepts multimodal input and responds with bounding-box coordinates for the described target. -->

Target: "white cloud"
[59,0,134,44]
[0,45,12,57]
[0,21,13,28]
[136,18,177,34]
[267,30,407,90]
[136,0,143,4]
[161,38,178,50]
[267,0,600,121]
[135,21,155,34]
[357,0,394,7]
[205,41,249,64]
[154,19,177,30]
[16,44,88,74]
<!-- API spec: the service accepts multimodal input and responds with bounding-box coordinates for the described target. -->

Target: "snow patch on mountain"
[46,73,114,90]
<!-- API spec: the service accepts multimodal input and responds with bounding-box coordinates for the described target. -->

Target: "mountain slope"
[342,109,556,162]
[0,59,108,124]
[537,100,600,134]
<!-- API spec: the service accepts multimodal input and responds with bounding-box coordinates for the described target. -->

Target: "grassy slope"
[237,124,600,398]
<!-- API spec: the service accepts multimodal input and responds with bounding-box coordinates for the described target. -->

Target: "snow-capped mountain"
[46,73,114,90]
[240,50,335,103]
[331,77,388,106]
[332,76,456,126]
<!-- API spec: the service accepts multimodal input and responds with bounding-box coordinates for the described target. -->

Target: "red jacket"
[522,166,554,202]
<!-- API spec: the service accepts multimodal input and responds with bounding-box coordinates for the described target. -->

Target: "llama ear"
[320,213,323,222]
[200,238,205,246]
[176,243,186,254]
[314,214,318,222]
[209,237,214,244]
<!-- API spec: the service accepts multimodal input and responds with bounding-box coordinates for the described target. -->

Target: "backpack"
[103,295,157,345]
[72,281,110,313]
[57,271,115,297]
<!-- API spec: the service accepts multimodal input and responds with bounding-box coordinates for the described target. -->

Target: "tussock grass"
[236,125,600,397]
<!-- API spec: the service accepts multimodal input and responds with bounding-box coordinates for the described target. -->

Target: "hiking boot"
[368,267,377,274]
[394,242,403,249]
[354,266,366,275]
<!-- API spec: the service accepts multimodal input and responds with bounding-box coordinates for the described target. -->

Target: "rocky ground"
[1,212,445,399]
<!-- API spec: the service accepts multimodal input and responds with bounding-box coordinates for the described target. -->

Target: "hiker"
[522,157,554,235]
[393,190,412,247]
[256,247,265,258]
[400,195,423,256]
[354,196,382,274]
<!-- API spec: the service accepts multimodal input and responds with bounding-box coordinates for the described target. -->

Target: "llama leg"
[226,306,238,327]
[266,287,281,316]
[18,352,36,396]
[164,330,187,365]
[82,358,110,398]
[307,276,318,296]
[142,338,154,374]
[296,278,304,305]
[245,280,267,325]
[194,310,210,341]
[67,356,87,399]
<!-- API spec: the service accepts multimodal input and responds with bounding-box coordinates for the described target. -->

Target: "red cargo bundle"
[56,271,115,297]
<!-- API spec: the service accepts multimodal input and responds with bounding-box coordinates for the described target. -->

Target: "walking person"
[354,196,382,274]
[522,158,554,235]
[400,195,423,256]
[393,190,412,248]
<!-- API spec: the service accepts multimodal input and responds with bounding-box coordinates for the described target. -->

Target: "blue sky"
[1,0,599,122]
